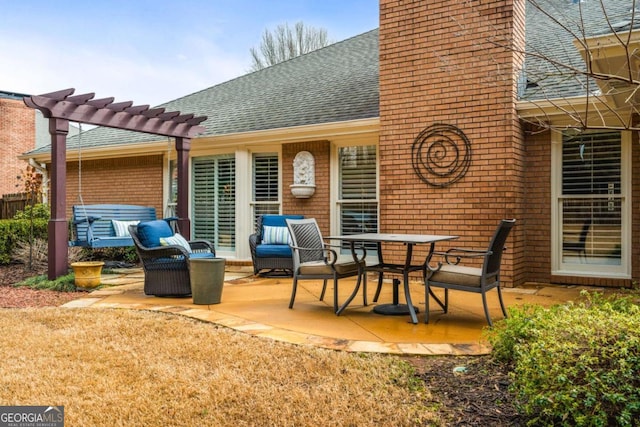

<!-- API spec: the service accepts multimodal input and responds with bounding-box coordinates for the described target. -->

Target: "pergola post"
[175,137,191,239]
[48,118,70,280]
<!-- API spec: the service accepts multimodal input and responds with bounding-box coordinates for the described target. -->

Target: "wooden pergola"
[23,88,207,280]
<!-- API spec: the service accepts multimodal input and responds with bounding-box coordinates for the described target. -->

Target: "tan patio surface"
[62,265,604,356]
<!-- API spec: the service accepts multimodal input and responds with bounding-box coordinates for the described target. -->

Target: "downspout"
[28,158,48,205]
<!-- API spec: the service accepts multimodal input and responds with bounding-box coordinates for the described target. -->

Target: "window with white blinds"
[559,131,622,268]
[252,153,280,230]
[192,155,236,250]
[338,146,378,245]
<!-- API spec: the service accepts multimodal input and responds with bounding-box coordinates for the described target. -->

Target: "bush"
[14,273,76,292]
[13,203,50,220]
[486,292,640,426]
[0,219,49,264]
[81,247,139,264]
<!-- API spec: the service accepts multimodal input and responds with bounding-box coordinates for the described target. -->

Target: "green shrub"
[486,292,640,426]
[0,219,49,264]
[82,247,139,264]
[13,203,50,220]
[14,273,76,292]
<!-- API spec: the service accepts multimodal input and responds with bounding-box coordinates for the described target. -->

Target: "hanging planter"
[70,261,104,289]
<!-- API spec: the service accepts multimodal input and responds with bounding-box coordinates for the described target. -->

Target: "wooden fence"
[0,192,28,219]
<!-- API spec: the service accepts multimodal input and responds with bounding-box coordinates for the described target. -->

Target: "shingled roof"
[27,29,379,154]
[523,0,639,100]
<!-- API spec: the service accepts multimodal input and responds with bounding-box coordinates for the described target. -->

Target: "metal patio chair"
[286,218,366,315]
[425,219,516,326]
[563,218,592,263]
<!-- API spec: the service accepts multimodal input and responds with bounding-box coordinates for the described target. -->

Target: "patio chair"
[129,220,216,297]
[425,219,516,326]
[562,218,591,263]
[286,218,366,315]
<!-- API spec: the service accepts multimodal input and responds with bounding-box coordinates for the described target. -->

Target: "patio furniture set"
[283,216,516,326]
[74,205,516,325]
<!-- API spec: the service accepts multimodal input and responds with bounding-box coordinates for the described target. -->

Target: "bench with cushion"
[69,204,158,248]
[249,214,304,276]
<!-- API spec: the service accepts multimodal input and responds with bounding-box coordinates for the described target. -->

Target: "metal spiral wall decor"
[411,123,472,188]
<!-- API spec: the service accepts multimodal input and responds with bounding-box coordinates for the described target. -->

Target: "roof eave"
[21,117,381,163]
[19,141,171,163]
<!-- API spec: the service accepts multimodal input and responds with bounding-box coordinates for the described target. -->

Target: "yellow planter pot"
[71,261,105,289]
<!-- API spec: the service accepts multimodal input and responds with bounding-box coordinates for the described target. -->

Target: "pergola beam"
[25,89,206,138]
[23,88,207,280]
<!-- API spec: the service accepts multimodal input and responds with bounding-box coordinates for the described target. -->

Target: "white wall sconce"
[290,151,316,198]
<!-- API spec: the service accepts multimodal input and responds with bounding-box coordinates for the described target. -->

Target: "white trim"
[550,130,561,273]
[235,149,251,260]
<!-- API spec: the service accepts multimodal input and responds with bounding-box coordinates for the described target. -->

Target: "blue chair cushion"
[256,244,293,258]
[137,220,174,248]
[188,252,216,259]
[261,214,304,228]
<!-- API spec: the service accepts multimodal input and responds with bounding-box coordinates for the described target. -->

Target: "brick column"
[379,0,526,285]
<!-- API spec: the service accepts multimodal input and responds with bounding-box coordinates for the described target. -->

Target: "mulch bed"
[405,355,525,426]
[0,264,85,308]
[0,263,524,425]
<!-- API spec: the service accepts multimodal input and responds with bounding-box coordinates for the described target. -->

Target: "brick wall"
[379,0,526,285]
[282,141,331,234]
[524,127,552,282]
[0,98,35,196]
[64,155,164,217]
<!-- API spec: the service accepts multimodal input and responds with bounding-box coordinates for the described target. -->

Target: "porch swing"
[69,124,158,248]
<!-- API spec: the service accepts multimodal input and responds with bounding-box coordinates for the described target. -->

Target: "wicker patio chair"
[425,219,516,326]
[129,221,215,297]
[249,214,304,276]
[286,218,366,315]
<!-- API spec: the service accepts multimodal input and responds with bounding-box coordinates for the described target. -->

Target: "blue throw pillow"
[137,220,173,248]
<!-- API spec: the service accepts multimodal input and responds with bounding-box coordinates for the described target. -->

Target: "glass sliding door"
[192,155,236,251]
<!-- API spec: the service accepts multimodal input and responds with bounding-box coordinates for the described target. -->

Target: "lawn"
[0,308,438,426]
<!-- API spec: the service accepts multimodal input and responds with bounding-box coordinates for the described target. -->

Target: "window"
[251,153,279,230]
[553,130,629,277]
[192,155,236,251]
[338,145,378,248]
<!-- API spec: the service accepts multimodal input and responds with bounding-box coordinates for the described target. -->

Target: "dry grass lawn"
[0,308,439,426]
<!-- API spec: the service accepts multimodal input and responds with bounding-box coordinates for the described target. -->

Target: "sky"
[0,0,379,107]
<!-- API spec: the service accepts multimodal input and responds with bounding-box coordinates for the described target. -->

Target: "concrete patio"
[62,265,604,356]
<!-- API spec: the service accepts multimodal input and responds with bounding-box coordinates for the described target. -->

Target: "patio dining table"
[328,233,458,324]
